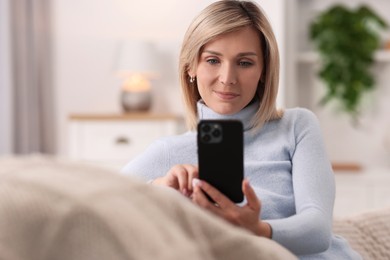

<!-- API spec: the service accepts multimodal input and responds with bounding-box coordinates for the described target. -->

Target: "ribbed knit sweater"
[122,100,361,259]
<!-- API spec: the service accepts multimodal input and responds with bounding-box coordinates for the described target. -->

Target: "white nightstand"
[68,113,185,171]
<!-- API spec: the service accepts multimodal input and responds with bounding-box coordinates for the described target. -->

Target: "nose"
[219,63,237,86]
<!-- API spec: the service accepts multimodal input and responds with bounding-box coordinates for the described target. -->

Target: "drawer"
[74,121,172,162]
[68,113,184,170]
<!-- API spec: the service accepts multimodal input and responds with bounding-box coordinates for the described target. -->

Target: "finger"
[242,179,260,211]
[164,167,180,189]
[172,165,189,193]
[191,182,206,204]
[195,179,232,209]
[192,181,220,214]
[184,165,199,191]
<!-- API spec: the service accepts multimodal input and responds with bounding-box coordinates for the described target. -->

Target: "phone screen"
[197,120,244,203]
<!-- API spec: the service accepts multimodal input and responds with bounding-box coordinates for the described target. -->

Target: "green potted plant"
[309,5,387,121]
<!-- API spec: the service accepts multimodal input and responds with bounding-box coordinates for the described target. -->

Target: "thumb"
[242,179,260,211]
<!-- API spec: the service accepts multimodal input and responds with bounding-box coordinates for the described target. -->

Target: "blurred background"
[1,0,390,216]
[0,0,287,161]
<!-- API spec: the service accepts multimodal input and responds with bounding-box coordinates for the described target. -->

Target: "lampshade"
[115,40,157,77]
[114,40,158,112]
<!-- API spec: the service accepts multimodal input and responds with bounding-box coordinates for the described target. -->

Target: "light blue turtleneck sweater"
[121,100,361,259]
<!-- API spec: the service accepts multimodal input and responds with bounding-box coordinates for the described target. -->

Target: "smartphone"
[197,120,244,203]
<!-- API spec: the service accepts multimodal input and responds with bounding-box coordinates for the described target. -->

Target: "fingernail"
[192,178,201,188]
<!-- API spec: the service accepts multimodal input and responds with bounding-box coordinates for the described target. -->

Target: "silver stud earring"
[190,76,195,83]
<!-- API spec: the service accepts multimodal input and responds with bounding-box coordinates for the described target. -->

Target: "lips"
[213,90,240,100]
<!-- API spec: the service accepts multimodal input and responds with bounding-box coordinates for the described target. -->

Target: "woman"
[122,1,361,259]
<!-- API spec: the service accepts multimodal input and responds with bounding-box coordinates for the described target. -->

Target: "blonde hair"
[179,0,282,130]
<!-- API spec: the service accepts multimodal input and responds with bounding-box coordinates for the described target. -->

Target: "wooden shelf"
[332,162,363,173]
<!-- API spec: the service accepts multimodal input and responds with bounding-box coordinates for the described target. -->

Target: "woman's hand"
[192,178,272,238]
[152,164,198,197]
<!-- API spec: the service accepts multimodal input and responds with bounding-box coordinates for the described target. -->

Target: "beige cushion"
[0,156,296,260]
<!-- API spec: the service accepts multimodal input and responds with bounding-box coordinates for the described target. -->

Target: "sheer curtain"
[10,0,55,154]
[0,0,13,155]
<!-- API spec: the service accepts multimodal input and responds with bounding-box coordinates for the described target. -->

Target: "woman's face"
[193,26,264,115]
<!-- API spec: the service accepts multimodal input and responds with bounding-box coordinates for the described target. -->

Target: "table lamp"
[115,40,157,112]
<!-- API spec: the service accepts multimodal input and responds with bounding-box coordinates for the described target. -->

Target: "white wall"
[0,0,13,155]
[52,0,286,156]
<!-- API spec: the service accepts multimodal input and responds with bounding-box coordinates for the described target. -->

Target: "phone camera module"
[200,122,223,143]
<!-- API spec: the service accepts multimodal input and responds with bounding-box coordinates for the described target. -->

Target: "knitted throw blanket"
[333,207,390,260]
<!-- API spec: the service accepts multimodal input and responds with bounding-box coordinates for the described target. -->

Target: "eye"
[238,61,253,67]
[206,58,220,65]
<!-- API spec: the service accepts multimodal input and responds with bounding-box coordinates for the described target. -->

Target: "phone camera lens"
[212,129,221,138]
[202,134,211,143]
[202,124,211,133]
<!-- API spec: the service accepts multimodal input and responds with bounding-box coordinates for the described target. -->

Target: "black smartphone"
[197,120,244,203]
